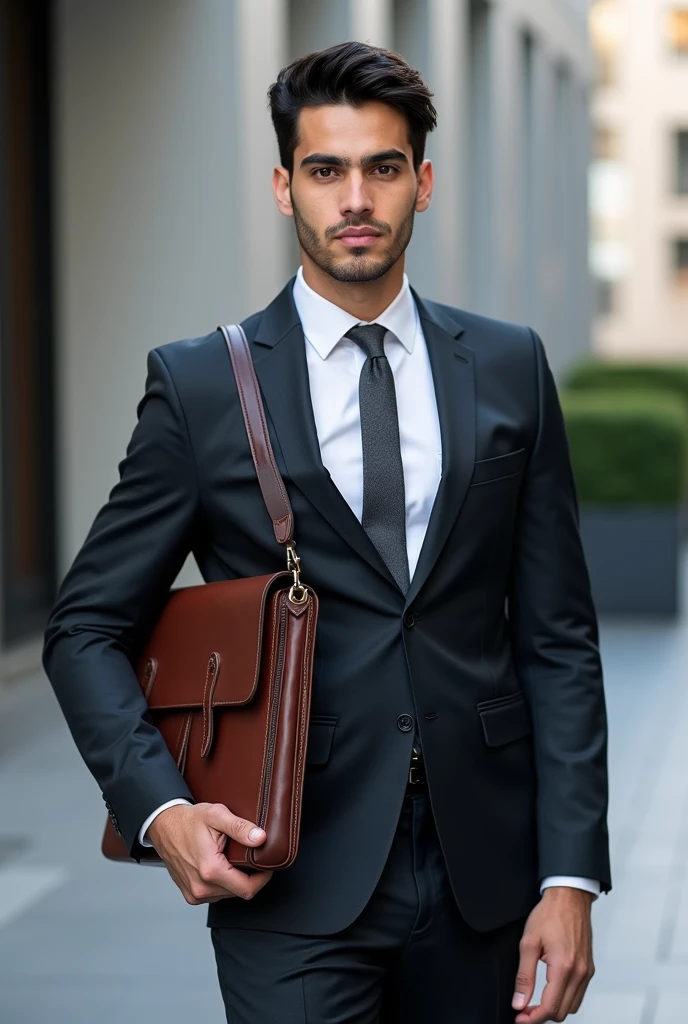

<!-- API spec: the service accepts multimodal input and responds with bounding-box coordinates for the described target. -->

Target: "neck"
[300,254,406,321]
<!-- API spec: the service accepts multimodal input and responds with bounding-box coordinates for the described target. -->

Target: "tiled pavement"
[1,591,688,1023]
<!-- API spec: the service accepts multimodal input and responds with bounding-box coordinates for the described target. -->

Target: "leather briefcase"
[101,323,319,870]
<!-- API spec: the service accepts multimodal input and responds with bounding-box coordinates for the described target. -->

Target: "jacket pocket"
[470,448,527,487]
[476,692,532,747]
[306,715,338,766]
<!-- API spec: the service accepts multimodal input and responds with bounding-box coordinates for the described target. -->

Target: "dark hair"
[268,41,437,174]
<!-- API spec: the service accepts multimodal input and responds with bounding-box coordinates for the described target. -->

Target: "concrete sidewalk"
[1,606,687,1022]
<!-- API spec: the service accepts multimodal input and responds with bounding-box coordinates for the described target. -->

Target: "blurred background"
[1,0,688,1021]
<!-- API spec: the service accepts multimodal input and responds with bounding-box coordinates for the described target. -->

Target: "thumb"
[204,803,266,845]
[512,934,540,1012]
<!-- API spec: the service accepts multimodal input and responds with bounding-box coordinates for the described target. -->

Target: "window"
[590,0,622,87]
[674,130,688,194]
[594,127,620,161]
[673,238,688,286]
[667,8,688,55]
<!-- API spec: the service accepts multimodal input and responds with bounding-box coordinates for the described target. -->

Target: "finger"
[202,861,274,901]
[512,932,540,1014]
[205,804,266,847]
[516,963,568,1024]
[556,952,594,1019]
[566,959,595,1015]
[185,866,272,904]
[196,847,272,897]
[224,866,274,900]
[559,977,583,1019]
[182,878,239,905]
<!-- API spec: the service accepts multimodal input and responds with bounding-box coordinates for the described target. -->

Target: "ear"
[415,159,434,214]
[273,166,294,218]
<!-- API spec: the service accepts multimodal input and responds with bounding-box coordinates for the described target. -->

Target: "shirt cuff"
[540,876,601,899]
[138,798,193,847]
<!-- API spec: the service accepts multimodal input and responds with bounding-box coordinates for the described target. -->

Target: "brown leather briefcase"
[101,323,319,870]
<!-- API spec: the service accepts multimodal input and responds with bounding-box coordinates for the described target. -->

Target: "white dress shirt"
[139,267,600,899]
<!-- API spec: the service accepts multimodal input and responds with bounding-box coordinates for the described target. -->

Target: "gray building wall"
[52,0,593,585]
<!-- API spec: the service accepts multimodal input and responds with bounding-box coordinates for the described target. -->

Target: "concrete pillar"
[349,0,393,47]
[425,0,470,306]
[530,40,555,345]
[569,77,593,366]
[53,0,283,571]
[394,0,469,305]
[488,0,523,320]
[466,0,494,313]
[556,63,577,373]
[288,0,348,58]
[235,0,290,314]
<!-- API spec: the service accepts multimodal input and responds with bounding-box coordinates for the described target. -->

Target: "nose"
[340,171,373,218]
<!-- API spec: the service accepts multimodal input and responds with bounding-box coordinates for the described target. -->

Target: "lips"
[336,228,381,247]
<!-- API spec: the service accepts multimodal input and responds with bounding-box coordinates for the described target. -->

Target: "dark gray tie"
[345,324,410,595]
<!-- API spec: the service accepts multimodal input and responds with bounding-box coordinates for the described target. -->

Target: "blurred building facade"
[0,0,593,661]
[590,0,688,356]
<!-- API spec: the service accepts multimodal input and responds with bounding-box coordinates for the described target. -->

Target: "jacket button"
[403,611,416,628]
[397,714,414,733]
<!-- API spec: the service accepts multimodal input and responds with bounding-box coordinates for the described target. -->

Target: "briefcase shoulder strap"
[218,323,294,548]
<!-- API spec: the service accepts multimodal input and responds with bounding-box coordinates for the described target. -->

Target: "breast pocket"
[469,448,528,487]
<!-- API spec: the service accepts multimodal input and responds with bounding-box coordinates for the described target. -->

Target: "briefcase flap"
[137,571,291,711]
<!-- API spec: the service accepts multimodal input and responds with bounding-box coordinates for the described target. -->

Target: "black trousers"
[212,790,524,1023]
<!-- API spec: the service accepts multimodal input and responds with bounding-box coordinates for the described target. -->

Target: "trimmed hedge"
[565,361,688,413]
[561,389,688,505]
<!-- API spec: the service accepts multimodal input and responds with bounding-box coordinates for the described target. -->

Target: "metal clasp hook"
[286,542,308,604]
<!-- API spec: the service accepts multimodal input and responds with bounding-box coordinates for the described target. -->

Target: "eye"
[313,167,337,179]
[374,165,397,176]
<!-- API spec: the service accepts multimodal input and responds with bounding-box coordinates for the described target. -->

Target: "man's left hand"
[512,886,595,1023]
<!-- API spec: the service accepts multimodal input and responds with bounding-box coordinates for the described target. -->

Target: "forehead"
[294,102,411,161]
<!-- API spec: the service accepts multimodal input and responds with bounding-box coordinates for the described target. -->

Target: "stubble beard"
[291,194,417,283]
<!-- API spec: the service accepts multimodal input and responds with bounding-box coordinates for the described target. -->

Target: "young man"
[44,42,610,1024]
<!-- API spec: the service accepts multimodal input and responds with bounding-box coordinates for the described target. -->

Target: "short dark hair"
[268,41,437,175]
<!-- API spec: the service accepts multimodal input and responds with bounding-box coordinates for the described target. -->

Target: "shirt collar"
[292,265,417,360]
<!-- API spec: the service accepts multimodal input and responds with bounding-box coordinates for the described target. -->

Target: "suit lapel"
[404,293,476,608]
[244,281,400,592]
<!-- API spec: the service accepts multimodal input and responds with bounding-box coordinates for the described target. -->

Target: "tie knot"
[345,323,387,360]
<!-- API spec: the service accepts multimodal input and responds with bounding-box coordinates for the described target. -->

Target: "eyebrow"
[299,149,409,169]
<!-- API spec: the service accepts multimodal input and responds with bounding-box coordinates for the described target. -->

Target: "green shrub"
[560,390,688,505]
[565,360,688,414]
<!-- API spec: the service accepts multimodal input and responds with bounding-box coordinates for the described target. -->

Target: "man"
[43,41,610,1024]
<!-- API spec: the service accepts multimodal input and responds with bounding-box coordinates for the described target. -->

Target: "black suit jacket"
[43,280,611,934]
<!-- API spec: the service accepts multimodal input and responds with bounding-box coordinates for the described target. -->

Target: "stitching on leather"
[174,714,188,765]
[290,602,315,860]
[176,714,193,774]
[221,325,292,539]
[143,658,158,700]
[290,600,315,864]
[201,652,220,756]
[201,654,213,753]
[237,325,292,515]
[256,593,281,829]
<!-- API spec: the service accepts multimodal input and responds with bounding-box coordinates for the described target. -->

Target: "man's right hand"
[147,802,274,905]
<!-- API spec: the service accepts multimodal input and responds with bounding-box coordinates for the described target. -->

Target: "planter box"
[579,506,681,617]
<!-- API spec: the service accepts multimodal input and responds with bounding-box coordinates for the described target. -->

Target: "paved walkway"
[1,592,688,1022]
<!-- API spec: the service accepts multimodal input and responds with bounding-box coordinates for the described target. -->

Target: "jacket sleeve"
[43,348,199,852]
[508,329,611,893]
